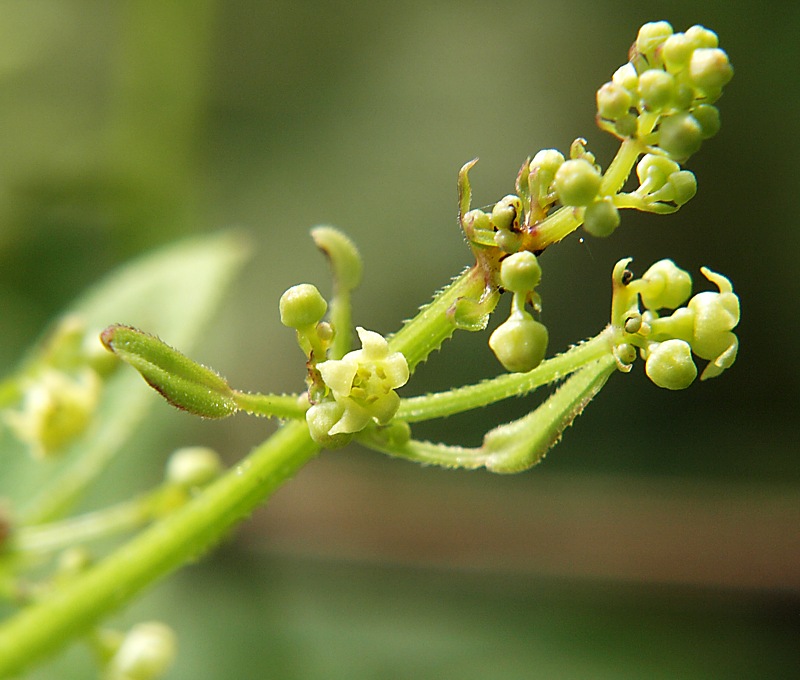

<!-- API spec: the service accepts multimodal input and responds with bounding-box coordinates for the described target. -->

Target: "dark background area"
[0,1,797,677]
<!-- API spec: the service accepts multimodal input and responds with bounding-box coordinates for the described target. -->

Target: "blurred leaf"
[0,231,250,522]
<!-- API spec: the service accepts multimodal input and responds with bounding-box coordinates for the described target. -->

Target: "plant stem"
[0,421,319,678]
[233,391,307,419]
[388,266,486,371]
[397,328,614,422]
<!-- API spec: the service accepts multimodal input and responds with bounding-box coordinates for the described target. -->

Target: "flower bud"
[636,154,680,192]
[4,368,101,458]
[554,158,602,207]
[499,251,541,293]
[279,284,328,329]
[612,63,638,91]
[687,268,739,378]
[692,104,721,139]
[685,25,719,50]
[638,69,676,111]
[666,170,697,206]
[662,32,695,73]
[491,195,522,232]
[463,208,491,233]
[596,81,633,120]
[638,259,693,310]
[305,401,353,448]
[658,112,703,161]
[166,446,223,488]
[530,149,565,190]
[688,48,733,93]
[106,622,176,680]
[582,198,621,238]
[489,313,548,373]
[100,325,237,418]
[636,21,673,60]
[311,226,363,292]
[645,339,697,390]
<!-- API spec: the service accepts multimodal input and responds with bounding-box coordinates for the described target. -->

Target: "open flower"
[314,327,409,436]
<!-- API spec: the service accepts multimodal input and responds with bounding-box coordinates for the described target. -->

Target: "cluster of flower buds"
[596,21,733,161]
[488,251,548,373]
[611,258,739,390]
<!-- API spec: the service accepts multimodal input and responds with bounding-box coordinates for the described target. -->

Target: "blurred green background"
[1,0,798,677]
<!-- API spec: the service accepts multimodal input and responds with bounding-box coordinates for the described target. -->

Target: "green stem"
[0,421,319,678]
[387,266,486,371]
[600,137,644,197]
[232,391,307,419]
[14,496,156,557]
[397,328,614,422]
[529,206,581,250]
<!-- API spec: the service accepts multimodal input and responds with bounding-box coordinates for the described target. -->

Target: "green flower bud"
[638,69,676,111]
[685,25,719,50]
[692,104,721,139]
[499,251,542,293]
[491,195,523,232]
[688,267,740,378]
[645,339,697,390]
[596,81,633,120]
[106,622,176,680]
[279,283,328,329]
[494,229,522,253]
[530,148,565,190]
[666,170,697,206]
[3,367,101,458]
[614,113,638,138]
[463,208,491,233]
[658,112,703,161]
[100,325,237,419]
[688,48,733,93]
[306,401,353,449]
[636,154,680,190]
[311,226,363,292]
[489,312,548,373]
[554,158,602,207]
[638,259,693,310]
[166,446,223,488]
[612,63,638,91]
[582,198,620,238]
[636,21,673,60]
[662,32,695,73]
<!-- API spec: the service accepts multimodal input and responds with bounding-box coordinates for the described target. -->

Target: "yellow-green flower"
[315,327,409,436]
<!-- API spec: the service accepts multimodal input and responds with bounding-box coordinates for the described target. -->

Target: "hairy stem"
[0,421,319,678]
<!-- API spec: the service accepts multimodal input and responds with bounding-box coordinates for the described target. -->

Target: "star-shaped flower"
[314,327,409,436]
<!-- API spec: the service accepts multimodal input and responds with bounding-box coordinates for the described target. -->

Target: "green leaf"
[1,231,249,522]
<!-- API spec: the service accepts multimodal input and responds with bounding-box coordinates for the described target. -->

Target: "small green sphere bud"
[489,313,548,373]
[491,195,522,232]
[305,401,353,449]
[692,104,721,139]
[582,198,621,238]
[463,208,491,232]
[106,622,177,680]
[639,259,693,310]
[166,446,223,488]
[596,81,633,120]
[645,339,697,390]
[612,63,638,91]
[662,32,695,73]
[530,149,565,190]
[636,154,680,190]
[636,21,673,59]
[638,69,676,111]
[494,229,522,253]
[685,25,719,50]
[658,112,703,161]
[667,170,698,206]
[279,284,327,329]
[500,251,542,293]
[688,48,733,92]
[554,159,602,207]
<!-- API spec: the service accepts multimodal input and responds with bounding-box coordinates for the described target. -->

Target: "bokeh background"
[1,0,798,677]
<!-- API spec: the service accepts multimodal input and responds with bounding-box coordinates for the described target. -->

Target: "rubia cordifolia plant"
[0,21,738,678]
